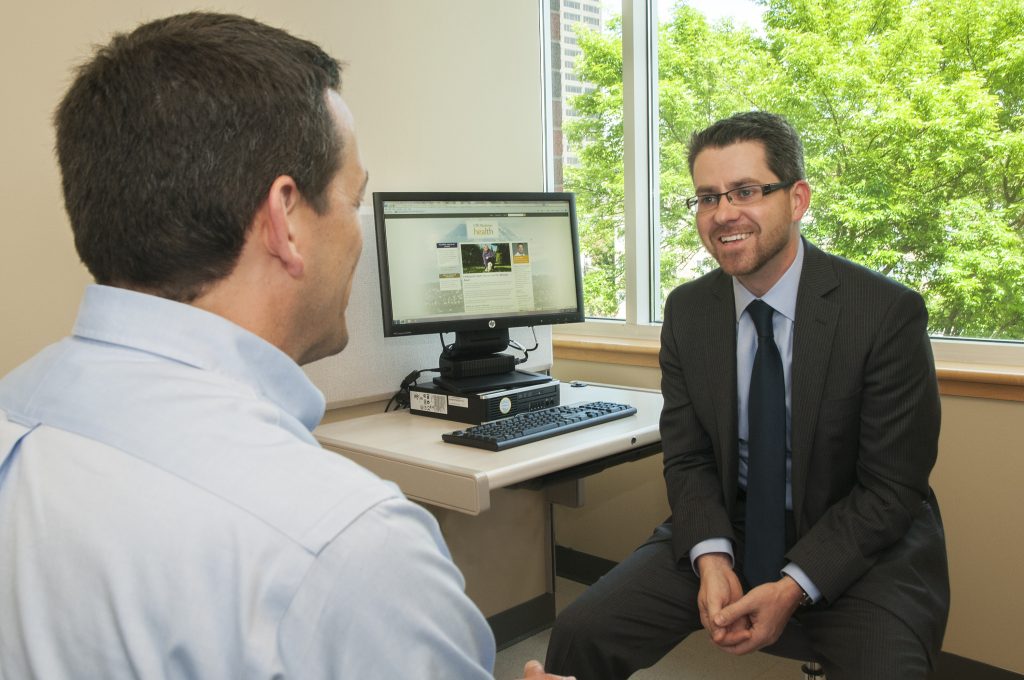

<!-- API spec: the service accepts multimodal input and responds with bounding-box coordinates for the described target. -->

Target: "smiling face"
[692,140,810,297]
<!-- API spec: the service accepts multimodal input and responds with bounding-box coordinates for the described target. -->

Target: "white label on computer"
[499,397,512,414]
[411,390,448,414]
[449,396,469,408]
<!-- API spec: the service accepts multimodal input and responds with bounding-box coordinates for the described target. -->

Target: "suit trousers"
[544,520,931,680]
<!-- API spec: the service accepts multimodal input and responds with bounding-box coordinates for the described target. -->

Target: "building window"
[547,0,1024,346]
[549,0,626,319]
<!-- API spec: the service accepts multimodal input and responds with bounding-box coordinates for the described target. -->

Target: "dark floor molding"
[554,545,617,586]
[931,652,1023,680]
[554,545,1023,680]
[488,593,555,651]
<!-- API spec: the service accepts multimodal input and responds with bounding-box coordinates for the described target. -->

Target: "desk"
[316,382,663,514]
[315,382,663,645]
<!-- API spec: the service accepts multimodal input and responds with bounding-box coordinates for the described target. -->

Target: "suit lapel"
[704,271,740,506]
[790,241,840,530]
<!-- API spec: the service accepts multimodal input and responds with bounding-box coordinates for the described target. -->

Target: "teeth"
[720,233,749,243]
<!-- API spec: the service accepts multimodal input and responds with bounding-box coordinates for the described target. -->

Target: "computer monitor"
[373,191,584,392]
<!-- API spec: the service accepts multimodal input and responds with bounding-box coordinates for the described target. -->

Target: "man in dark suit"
[544,111,949,680]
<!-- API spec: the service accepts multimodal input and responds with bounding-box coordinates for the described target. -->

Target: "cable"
[508,327,540,365]
[385,367,440,412]
[439,333,455,357]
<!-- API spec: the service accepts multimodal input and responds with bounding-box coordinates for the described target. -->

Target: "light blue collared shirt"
[0,285,495,679]
[690,240,821,602]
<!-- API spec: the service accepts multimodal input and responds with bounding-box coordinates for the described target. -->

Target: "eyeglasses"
[685,180,798,215]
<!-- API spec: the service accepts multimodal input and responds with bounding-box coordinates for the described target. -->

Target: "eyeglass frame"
[685,180,800,214]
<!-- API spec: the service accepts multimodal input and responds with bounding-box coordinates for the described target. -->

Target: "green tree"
[565,0,1024,338]
[564,18,627,318]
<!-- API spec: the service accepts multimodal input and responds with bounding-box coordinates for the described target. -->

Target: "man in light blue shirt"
[0,13,565,680]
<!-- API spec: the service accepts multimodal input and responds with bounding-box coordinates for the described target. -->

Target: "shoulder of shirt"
[0,339,409,555]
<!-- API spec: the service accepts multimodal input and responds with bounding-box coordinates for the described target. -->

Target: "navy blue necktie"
[743,299,787,587]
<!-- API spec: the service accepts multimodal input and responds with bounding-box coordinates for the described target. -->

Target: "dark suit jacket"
[659,238,949,660]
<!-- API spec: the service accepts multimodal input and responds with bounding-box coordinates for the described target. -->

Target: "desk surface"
[315,383,663,514]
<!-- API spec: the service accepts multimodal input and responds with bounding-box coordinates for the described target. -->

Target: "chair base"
[801,660,825,679]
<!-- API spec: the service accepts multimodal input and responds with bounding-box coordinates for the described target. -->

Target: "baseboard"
[554,545,616,585]
[931,652,1023,680]
[487,593,556,651]
[554,545,1024,679]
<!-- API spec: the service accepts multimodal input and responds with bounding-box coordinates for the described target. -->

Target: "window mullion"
[621,0,655,326]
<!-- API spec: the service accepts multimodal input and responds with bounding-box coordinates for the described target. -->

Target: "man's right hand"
[519,659,575,679]
[696,553,752,648]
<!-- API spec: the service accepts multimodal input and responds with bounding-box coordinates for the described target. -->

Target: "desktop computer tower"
[409,380,560,424]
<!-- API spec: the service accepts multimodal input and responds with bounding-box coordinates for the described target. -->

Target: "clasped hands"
[696,553,804,656]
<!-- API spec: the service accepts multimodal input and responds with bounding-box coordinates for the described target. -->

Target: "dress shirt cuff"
[689,538,734,577]
[781,563,821,604]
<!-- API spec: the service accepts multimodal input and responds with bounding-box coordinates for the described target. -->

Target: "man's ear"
[790,179,812,222]
[262,175,305,279]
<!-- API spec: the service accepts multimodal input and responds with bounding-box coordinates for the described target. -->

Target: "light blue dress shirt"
[0,285,495,679]
[689,240,821,602]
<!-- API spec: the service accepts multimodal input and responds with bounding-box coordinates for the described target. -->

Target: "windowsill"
[552,333,1024,402]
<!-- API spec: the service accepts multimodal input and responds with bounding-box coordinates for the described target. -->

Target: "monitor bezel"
[373,191,585,339]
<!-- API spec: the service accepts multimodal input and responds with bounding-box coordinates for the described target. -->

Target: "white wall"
[299,2,551,405]
[0,1,547,402]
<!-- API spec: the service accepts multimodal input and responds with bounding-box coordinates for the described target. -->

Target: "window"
[548,0,628,319]
[546,0,1024,349]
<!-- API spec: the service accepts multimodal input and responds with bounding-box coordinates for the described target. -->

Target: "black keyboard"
[442,401,637,451]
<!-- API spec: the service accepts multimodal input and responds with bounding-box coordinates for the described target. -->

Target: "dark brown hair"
[55,12,343,301]
[687,111,805,184]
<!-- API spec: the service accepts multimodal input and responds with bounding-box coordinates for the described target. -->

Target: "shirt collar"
[732,236,805,323]
[72,285,326,431]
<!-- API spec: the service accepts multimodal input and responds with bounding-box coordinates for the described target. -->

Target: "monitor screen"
[373,192,585,341]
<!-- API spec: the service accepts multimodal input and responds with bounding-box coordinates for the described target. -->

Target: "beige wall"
[552,358,1024,673]
[0,0,543,376]
[931,395,1024,672]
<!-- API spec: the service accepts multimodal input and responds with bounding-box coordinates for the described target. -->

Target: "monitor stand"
[433,370,552,394]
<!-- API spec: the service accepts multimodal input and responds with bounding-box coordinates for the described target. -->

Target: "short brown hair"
[687,111,805,184]
[55,12,343,301]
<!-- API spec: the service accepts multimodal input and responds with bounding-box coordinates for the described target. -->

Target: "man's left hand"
[710,575,805,655]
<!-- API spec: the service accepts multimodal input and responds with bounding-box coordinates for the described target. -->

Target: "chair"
[761,618,826,679]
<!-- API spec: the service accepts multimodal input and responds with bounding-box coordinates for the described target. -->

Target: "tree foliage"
[564,0,1024,338]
